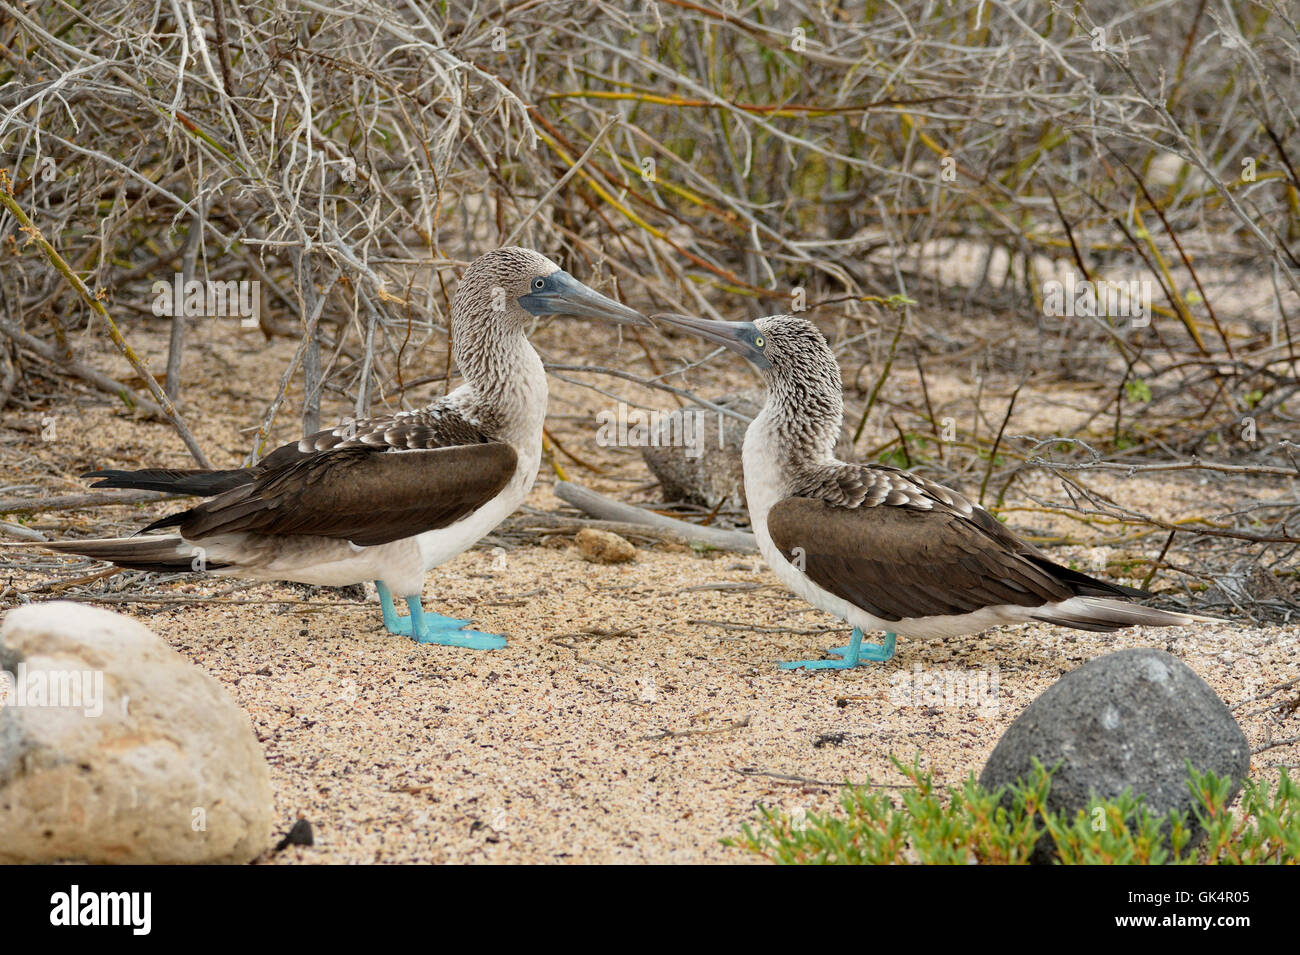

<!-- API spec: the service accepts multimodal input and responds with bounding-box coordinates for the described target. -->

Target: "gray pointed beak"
[518,271,649,326]
[652,312,771,368]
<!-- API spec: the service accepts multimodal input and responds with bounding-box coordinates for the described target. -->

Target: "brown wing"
[84,403,495,498]
[766,496,1082,621]
[149,443,517,547]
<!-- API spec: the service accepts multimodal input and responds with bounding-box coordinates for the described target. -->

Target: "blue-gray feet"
[779,628,896,670]
[375,581,507,650]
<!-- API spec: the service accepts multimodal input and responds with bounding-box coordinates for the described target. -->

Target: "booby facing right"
[653,312,1209,670]
[27,249,647,651]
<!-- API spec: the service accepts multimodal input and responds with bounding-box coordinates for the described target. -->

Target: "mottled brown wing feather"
[257,405,492,471]
[766,497,1078,621]
[172,443,517,547]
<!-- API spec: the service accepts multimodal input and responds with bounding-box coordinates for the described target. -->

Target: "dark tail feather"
[38,535,227,573]
[1026,554,1152,599]
[139,510,192,535]
[82,467,254,496]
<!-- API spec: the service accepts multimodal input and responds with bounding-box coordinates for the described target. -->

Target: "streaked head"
[653,312,840,386]
[457,247,647,331]
[653,312,845,454]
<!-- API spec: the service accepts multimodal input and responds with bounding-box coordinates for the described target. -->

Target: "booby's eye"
[532,277,546,291]
[754,335,765,348]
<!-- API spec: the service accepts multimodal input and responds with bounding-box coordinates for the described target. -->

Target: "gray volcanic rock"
[979,648,1249,863]
[640,391,760,509]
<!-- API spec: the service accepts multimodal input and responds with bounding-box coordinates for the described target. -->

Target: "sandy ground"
[1,310,1296,863]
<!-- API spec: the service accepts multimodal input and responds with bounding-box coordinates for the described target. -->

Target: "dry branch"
[552,481,756,552]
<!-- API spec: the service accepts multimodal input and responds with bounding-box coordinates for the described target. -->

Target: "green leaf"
[1125,378,1152,403]
[725,761,1300,865]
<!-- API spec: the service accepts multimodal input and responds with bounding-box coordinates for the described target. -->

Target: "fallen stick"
[0,520,47,541]
[552,481,757,553]
[0,489,170,516]
[689,618,843,635]
[732,767,915,790]
[641,715,751,741]
[500,512,725,549]
[24,567,122,593]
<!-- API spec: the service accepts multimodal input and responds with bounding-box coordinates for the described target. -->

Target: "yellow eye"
[754,336,765,347]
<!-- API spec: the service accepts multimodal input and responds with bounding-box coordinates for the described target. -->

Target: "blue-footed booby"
[29,248,647,650]
[653,312,1207,670]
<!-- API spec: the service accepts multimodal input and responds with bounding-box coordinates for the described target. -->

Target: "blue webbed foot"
[778,656,864,671]
[780,629,897,670]
[374,581,504,650]
[411,628,507,651]
[383,614,474,636]
[407,596,506,649]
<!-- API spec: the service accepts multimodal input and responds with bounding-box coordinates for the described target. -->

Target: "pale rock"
[0,601,274,863]
[575,529,637,564]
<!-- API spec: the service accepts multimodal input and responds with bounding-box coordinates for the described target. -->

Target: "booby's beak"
[652,312,771,368]
[518,271,649,326]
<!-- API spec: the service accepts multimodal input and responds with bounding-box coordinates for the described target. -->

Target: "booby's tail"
[1019,554,1227,631]
[13,535,228,573]
[82,467,254,496]
[1028,596,1224,632]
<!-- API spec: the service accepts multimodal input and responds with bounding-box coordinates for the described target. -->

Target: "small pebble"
[274,818,315,852]
[575,528,636,564]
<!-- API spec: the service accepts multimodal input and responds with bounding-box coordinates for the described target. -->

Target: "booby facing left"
[653,311,1209,670]
[29,248,647,650]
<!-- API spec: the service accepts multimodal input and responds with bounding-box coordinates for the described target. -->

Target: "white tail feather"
[1029,596,1228,632]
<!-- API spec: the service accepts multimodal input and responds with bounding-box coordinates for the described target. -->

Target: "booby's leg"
[375,581,471,636]
[376,581,409,634]
[779,629,897,670]
[825,630,897,662]
[405,596,507,651]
